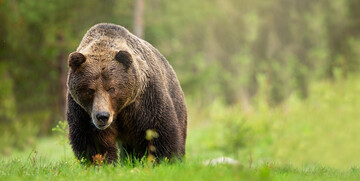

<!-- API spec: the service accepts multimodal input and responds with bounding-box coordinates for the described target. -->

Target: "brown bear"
[66,23,187,163]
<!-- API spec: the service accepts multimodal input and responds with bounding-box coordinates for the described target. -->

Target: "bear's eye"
[86,88,95,95]
[107,87,115,94]
[81,88,95,96]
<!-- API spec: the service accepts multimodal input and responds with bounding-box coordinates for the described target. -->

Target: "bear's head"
[67,50,142,130]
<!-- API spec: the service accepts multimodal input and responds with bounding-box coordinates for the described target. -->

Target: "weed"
[51,121,69,159]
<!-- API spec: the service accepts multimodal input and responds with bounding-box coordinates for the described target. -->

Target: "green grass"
[1,143,360,181]
[1,140,360,181]
[2,75,360,180]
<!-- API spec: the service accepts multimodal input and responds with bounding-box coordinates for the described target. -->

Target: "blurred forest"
[1,0,360,153]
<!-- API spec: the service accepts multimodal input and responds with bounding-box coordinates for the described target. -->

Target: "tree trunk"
[58,34,67,118]
[134,0,144,39]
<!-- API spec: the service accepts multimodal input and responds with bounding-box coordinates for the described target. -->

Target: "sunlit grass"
[1,140,359,181]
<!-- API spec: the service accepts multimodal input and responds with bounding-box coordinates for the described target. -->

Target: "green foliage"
[51,121,69,159]
[0,63,16,122]
[267,75,360,167]
[0,121,38,155]
[186,75,360,168]
[51,121,69,146]
[145,0,360,106]
[1,0,360,140]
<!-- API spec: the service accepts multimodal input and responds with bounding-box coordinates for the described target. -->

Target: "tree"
[134,0,144,38]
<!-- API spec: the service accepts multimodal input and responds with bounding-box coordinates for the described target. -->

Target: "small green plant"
[211,105,252,159]
[145,129,159,165]
[52,121,69,158]
[223,116,251,158]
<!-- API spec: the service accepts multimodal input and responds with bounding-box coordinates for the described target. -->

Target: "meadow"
[1,74,360,180]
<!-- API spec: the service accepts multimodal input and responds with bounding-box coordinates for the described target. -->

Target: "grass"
[1,140,360,181]
[2,75,360,180]
[1,143,360,180]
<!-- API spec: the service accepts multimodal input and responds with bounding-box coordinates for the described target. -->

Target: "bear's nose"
[96,112,110,123]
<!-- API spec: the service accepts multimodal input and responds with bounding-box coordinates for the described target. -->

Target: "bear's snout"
[96,112,110,123]
[92,110,113,130]
[91,91,114,130]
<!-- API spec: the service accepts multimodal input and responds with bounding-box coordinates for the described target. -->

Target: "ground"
[2,75,360,180]
[1,137,360,180]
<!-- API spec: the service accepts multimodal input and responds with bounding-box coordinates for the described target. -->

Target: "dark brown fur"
[66,23,187,163]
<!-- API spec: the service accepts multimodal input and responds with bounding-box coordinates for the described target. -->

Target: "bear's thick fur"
[66,23,187,163]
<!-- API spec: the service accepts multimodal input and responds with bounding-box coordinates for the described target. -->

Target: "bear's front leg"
[66,94,119,164]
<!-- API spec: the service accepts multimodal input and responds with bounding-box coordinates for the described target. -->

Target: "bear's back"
[77,23,160,65]
[79,24,127,46]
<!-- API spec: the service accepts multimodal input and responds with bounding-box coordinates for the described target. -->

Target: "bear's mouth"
[96,123,108,130]
[93,120,112,130]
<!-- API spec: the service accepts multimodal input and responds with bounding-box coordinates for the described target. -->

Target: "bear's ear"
[115,50,132,69]
[68,52,86,70]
